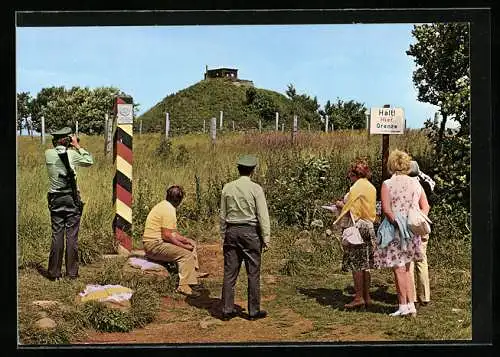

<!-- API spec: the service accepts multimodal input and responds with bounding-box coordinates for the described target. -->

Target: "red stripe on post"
[117,142,133,165]
[116,97,126,104]
[115,227,132,251]
[116,183,132,207]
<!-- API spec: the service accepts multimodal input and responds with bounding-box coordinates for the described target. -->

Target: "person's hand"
[70,134,81,149]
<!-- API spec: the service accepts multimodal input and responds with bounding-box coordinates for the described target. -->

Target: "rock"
[32,300,61,310]
[37,311,49,319]
[311,219,324,228]
[199,316,223,329]
[325,229,333,236]
[122,263,170,278]
[452,308,462,313]
[36,317,56,330]
[294,237,315,253]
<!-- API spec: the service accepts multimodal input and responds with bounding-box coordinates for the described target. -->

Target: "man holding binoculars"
[44,127,94,281]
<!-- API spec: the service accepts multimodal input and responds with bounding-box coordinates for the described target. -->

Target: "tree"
[406,23,470,151]
[26,86,135,135]
[320,98,367,130]
[407,23,470,212]
[16,92,31,136]
[285,83,322,128]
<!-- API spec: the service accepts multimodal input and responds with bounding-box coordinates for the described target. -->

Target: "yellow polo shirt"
[142,200,176,243]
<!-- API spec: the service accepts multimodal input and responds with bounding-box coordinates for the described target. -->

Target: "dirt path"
[76,244,388,344]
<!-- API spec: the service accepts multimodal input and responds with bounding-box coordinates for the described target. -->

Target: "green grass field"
[16,130,471,344]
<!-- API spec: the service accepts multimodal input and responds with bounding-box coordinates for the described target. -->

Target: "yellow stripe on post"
[120,123,133,137]
[115,199,132,223]
[116,156,132,181]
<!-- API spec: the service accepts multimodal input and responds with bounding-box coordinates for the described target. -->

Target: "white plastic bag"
[341,211,364,246]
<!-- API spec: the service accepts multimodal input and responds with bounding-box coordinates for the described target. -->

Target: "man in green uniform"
[219,155,270,321]
[45,127,94,280]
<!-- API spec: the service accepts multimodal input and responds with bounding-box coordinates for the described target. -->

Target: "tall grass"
[17,129,431,265]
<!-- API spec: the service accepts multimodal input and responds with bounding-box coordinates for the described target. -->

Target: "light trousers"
[143,240,200,286]
[409,235,430,303]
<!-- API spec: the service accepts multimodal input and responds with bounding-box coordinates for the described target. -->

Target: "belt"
[47,191,72,198]
[226,222,256,227]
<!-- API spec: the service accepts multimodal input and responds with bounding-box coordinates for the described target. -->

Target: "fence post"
[219,110,223,129]
[275,112,279,131]
[259,119,262,133]
[211,117,217,146]
[41,116,45,144]
[325,115,329,133]
[232,120,235,131]
[292,115,298,143]
[75,120,79,136]
[139,120,142,135]
[281,123,284,132]
[165,112,170,140]
[105,113,114,157]
[203,119,206,133]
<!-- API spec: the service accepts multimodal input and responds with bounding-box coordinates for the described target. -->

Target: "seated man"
[142,185,208,297]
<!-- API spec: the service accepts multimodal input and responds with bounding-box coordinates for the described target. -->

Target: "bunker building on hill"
[203,66,254,87]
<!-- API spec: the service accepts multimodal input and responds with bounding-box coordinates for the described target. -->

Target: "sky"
[16,24,452,130]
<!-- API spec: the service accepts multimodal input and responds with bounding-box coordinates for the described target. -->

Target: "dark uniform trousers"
[47,192,82,279]
[222,224,263,316]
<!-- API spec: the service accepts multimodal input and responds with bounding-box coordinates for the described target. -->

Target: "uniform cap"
[408,161,420,177]
[237,155,258,167]
[50,127,72,137]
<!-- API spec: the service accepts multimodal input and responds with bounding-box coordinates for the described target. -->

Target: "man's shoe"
[189,283,206,291]
[221,310,238,321]
[248,310,267,321]
[176,285,201,297]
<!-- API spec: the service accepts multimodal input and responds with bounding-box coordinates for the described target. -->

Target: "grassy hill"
[136,78,318,135]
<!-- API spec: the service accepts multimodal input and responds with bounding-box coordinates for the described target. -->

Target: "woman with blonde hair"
[334,159,377,308]
[374,149,429,317]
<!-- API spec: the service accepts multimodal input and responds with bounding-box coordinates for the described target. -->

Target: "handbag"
[407,194,432,236]
[342,211,364,246]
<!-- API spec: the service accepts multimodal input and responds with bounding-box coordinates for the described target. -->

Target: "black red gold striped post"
[112,96,133,255]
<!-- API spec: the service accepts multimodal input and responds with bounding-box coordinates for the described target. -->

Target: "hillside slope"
[136,78,319,135]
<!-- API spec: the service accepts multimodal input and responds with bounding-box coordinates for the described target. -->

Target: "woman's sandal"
[344,299,366,308]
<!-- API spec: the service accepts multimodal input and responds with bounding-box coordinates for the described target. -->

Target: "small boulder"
[32,300,61,310]
[294,237,315,253]
[310,219,324,228]
[36,317,56,330]
[199,316,224,329]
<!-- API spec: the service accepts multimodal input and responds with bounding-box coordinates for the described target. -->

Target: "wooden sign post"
[369,104,405,182]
